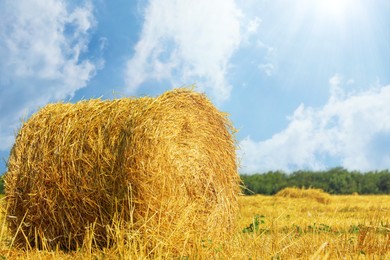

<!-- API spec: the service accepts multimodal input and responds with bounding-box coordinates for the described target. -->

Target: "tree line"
[240,167,390,195]
[1,167,390,195]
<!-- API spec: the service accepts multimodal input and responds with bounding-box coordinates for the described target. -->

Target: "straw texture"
[4,89,240,252]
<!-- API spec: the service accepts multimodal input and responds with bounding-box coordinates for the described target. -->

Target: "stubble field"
[0,193,389,259]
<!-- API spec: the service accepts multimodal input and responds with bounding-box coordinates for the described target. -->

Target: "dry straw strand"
[4,88,241,254]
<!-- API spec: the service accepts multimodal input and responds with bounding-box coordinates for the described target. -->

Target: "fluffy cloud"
[125,0,242,101]
[239,75,390,173]
[0,0,98,151]
[247,17,262,34]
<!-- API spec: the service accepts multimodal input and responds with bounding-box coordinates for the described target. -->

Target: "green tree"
[0,175,4,194]
[360,172,380,194]
[240,168,390,195]
[378,171,390,194]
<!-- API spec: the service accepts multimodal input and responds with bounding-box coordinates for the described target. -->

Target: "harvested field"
[0,194,389,258]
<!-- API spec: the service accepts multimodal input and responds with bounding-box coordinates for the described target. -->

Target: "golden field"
[0,192,389,259]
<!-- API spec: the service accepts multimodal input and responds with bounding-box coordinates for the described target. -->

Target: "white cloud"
[246,17,262,35]
[239,76,390,173]
[257,40,278,76]
[258,63,275,76]
[125,0,242,102]
[329,73,344,101]
[0,0,99,151]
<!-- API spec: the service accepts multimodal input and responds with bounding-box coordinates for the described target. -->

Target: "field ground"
[0,194,389,259]
[237,194,390,259]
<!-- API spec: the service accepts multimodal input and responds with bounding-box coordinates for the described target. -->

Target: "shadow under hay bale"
[4,89,241,252]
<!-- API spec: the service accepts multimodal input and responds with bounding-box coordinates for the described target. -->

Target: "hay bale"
[275,187,331,204]
[4,89,240,251]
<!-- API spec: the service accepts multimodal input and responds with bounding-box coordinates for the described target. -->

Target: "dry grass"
[237,194,390,259]
[4,89,240,254]
[0,194,389,259]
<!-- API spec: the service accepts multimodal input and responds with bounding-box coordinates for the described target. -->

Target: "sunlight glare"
[315,0,353,21]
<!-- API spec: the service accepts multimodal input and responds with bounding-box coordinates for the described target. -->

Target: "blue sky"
[0,0,389,174]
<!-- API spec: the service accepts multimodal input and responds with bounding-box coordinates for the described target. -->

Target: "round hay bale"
[275,187,331,204]
[4,89,240,251]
